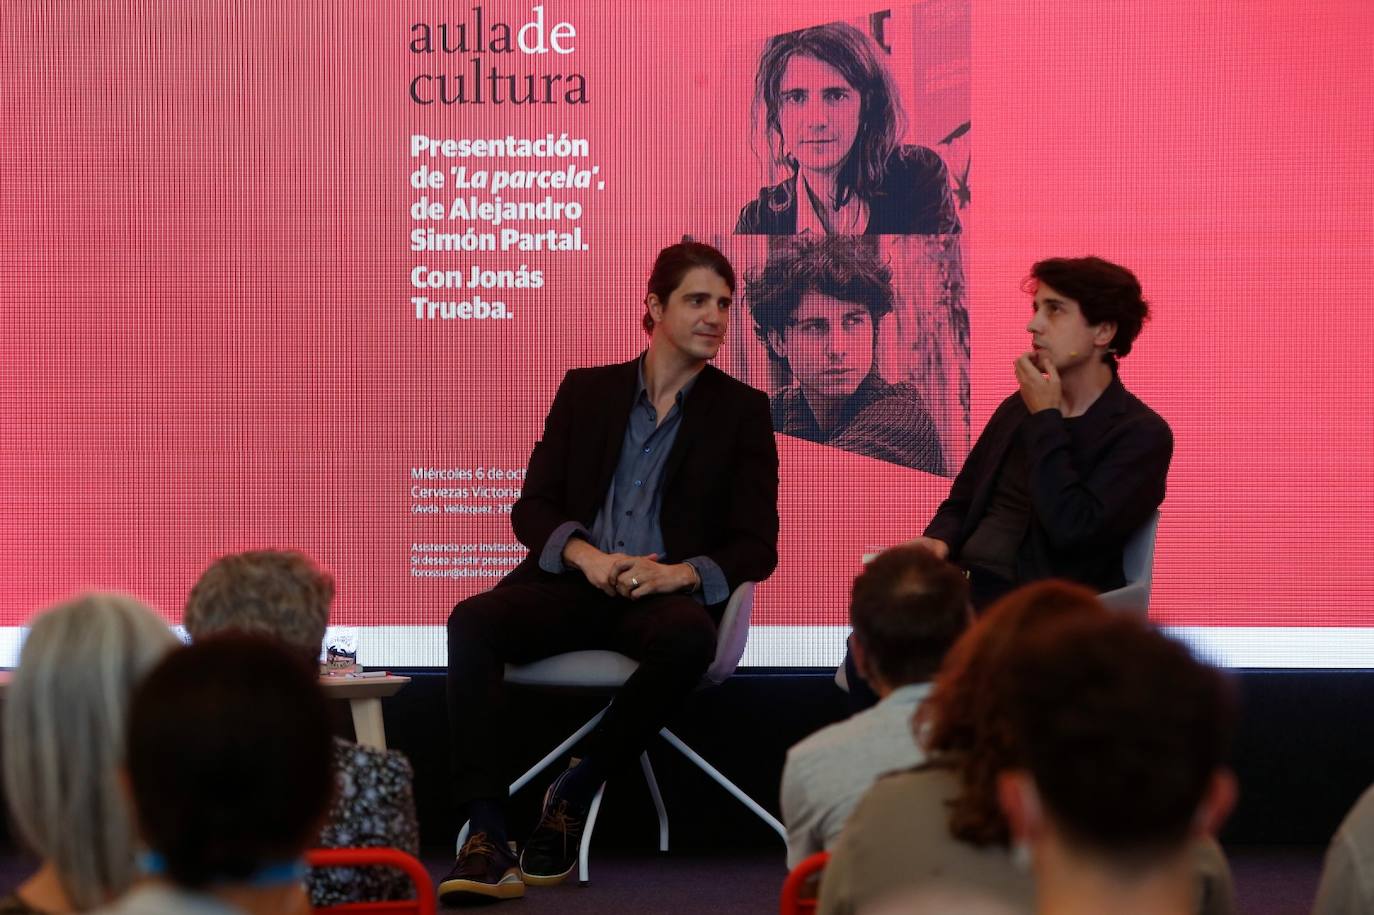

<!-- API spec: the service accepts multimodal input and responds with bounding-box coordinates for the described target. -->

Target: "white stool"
[456,581,785,885]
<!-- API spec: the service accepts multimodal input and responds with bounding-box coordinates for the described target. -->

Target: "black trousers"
[967,566,1017,612]
[446,576,719,809]
[842,647,881,714]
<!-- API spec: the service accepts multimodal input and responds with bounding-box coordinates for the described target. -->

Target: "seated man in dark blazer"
[845,255,1173,710]
[439,242,780,904]
[913,256,1172,608]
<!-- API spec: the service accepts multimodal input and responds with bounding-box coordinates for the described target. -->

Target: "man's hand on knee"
[614,557,697,600]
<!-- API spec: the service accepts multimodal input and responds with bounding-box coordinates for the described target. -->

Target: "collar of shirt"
[635,352,702,416]
[1032,370,1128,439]
[777,370,890,441]
[796,173,870,235]
[878,680,935,711]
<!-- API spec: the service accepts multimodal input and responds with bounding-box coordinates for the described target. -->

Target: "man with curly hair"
[910,257,1173,609]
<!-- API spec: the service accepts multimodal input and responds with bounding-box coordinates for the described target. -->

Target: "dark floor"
[1227,846,1327,915]
[0,844,1328,914]
[417,846,1329,915]
[422,848,784,914]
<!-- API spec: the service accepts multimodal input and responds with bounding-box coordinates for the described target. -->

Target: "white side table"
[318,674,411,749]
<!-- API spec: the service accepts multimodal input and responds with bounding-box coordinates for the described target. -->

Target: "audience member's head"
[998,614,1237,890]
[125,634,334,889]
[2,593,179,911]
[184,549,333,662]
[849,545,970,695]
[916,581,1107,847]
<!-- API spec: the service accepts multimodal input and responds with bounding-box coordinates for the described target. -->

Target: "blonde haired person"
[1,594,179,913]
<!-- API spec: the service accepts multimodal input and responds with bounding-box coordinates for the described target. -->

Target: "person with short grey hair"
[183,549,420,908]
[183,549,331,659]
[1,593,179,913]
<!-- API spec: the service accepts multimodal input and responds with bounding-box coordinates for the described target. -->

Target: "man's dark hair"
[642,241,736,335]
[126,634,334,888]
[1005,614,1237,864]
[849,545,970,687]
[752,21,905,211]
[746,236,894,362]
[1024,257,1150,368]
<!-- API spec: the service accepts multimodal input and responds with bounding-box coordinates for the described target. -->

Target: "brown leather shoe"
[519,770,589,886]
[438,832,525,905]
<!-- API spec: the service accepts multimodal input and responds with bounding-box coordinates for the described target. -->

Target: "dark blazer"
[734,145,962,236]
[924,374,1172,593]
[502,359,780,599]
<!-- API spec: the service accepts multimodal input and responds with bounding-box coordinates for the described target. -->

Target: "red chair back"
[780,850,830,915]
[307,848,435,915]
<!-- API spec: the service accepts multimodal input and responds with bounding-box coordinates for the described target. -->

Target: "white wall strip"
[0,625,1370,670]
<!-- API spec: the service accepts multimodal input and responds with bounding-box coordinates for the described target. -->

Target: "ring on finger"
[630,577,639,587]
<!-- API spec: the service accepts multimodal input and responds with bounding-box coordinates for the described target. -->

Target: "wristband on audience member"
[683,563,701,594]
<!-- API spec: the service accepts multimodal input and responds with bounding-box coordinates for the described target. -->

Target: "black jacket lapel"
[594,359,641,503]
[663,365,720,489]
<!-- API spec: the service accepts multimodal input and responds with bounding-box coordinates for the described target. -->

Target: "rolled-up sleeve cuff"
[539,521,589,574]
[684,556,729,605]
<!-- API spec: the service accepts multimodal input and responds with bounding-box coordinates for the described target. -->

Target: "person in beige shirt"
[820,581,1103,915]
[820,765,1034,915]
[782,546,970,867]
[1313,784,1374,914]
[818,581,1237,915]
[0,594,179,915]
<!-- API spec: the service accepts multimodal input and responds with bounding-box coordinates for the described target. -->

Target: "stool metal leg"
[579,783,607,886]
[510,707,607,796]
[659,727,786,841]
[639,751,669,852]
[456,707,609,854]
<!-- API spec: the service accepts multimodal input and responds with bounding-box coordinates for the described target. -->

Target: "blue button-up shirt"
[538,358,729,603]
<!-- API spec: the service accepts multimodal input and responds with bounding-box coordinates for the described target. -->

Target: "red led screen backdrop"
[3,1,1372,666]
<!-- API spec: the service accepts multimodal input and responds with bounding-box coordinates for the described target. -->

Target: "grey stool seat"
[504,650,641,689]
[1097,510,1161,613]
